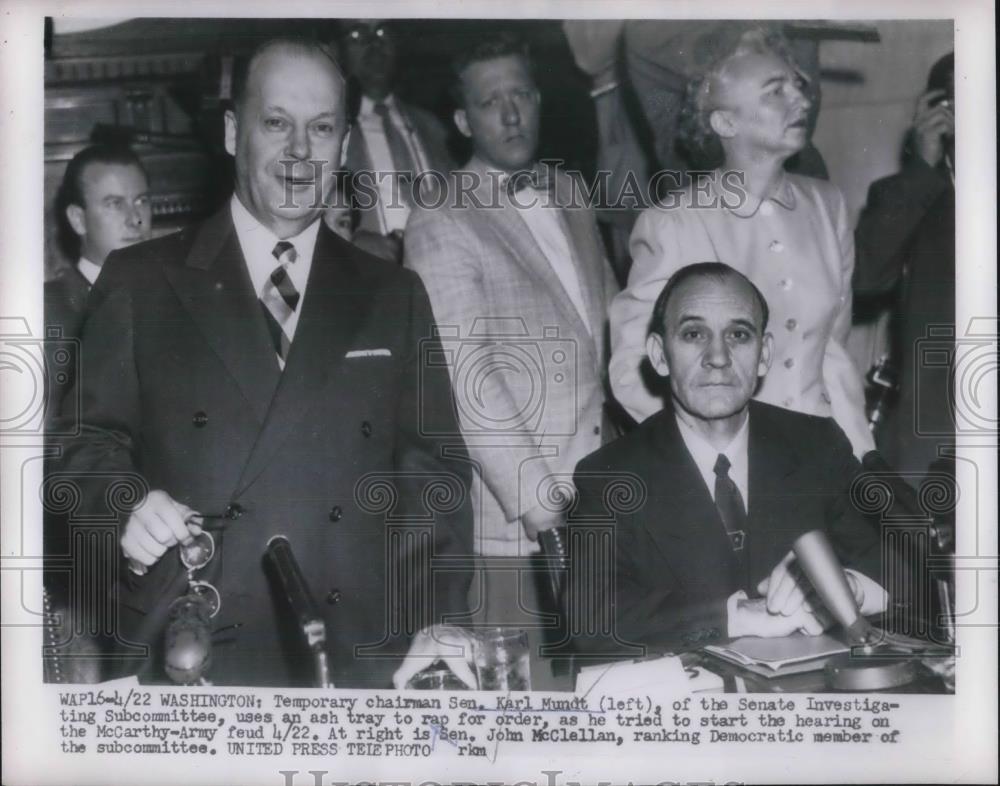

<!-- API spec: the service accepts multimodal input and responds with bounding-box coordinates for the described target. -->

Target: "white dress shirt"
[76,257,101,286]
[230,195,319,343]
[675,410,749,505]
[358,94,429,233]
[505,179,591,334]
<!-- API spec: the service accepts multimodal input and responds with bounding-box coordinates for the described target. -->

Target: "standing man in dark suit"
[572,263,887,654]
[339,19,454,263]
[854,53,955,478]
[57,37,472,687]
[45,144,152,421]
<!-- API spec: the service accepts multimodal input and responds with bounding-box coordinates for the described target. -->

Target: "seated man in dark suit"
[572,262,887,654]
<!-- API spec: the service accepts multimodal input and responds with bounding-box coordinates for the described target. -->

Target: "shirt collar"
[675,410,750,469]
[674,409,751,504]
[360,93,398,118]
[76,257,102,286]
[229,194,320,295]
[719,170,797,218]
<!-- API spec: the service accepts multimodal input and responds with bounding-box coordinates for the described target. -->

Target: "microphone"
[791,530,874,645]
[263,535,333,688]
[164,594,213,684]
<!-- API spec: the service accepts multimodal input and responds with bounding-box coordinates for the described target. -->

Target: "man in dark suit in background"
[854,53,955,479]
[56,37,472,687]
[45,144,152,421]
[339,19,454,263]
[572,263,887,655]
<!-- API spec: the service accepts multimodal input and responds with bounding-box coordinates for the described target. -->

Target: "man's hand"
[757,551,812,617]
[730,596,832,638]
[392,625,478,689]
[120,490,198,574]
[521,505,565,541]
[913,89,955,167]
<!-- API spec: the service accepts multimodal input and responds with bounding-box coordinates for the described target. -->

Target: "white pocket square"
[345,348,392,358]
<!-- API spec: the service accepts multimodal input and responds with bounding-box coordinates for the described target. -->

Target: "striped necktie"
[260,240,300,366]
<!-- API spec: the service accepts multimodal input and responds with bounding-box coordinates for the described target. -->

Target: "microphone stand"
[264,535,334,689]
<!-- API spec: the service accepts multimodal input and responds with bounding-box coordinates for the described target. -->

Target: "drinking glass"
[473,627,531,691]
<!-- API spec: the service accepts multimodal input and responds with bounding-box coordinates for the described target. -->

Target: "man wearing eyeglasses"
[338,19,454,263]
[57,37,473,688]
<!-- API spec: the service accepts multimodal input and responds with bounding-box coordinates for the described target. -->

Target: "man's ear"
[224,109,238,157]
[758,332,774,377]
[453,108,472,139]
[709,108,737,140]
[646,333,670,378]
[65,204,86,238]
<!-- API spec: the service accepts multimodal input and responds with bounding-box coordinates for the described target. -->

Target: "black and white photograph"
[1,1,995,784]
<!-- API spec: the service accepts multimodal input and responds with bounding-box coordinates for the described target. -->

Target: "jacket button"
[225,503,244,520]
[326,589,342,605]
[192,411,208,428]
[361,421,372,438]
[329,506,342,522]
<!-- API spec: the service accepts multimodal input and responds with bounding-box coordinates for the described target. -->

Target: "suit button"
[192,411,208,428]
[329,506,342,522]
[225,503,244,520]
[326,589,342,605]
[361,421,372,438]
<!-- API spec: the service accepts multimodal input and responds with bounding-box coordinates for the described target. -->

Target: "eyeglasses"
[178,527,220,618]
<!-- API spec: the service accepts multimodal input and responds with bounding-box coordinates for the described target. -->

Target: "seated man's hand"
[120,489,198,574]
[757,550,812,617]
[729,595,833,638]
[392,625,477,690]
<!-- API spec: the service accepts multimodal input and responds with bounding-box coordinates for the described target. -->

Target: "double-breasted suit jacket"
[571,401,885,655]
[404,160,620,555]
[57,206,473,687]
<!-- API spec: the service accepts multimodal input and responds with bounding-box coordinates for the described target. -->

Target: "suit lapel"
[477,179,598,362]
[234,228,370,493]
[639,411,728,551]
[164,208,280,424]
[558,195,609,346]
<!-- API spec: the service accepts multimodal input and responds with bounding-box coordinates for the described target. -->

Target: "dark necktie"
[260,240,300,365]
[713,453,750,590]
[373,101,416,206]
[713,453,749,543]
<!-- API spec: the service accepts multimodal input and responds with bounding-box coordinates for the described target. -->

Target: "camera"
[420,320,578,436]
[915,318,997,436]
[0,317,80,436]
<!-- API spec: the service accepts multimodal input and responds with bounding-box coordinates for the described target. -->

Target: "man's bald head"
[233,37,346,116]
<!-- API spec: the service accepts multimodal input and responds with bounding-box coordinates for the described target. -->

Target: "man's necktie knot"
[506,169,554,198]
[272,240,298,264]
[713,453,732,478]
